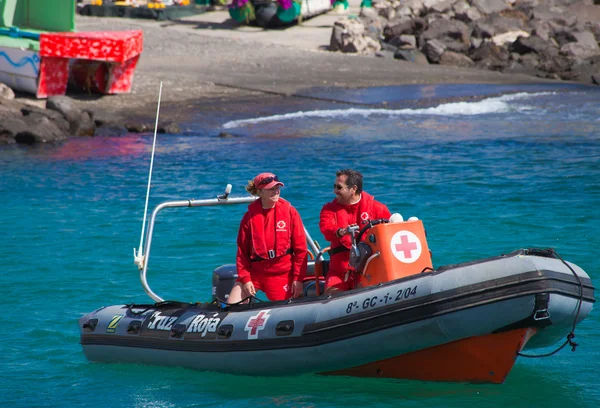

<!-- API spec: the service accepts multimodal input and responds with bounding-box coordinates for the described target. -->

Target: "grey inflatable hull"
[79,249,595,383]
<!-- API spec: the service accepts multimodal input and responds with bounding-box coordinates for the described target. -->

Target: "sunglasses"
[333,183,347,190]
[258,175,279,187]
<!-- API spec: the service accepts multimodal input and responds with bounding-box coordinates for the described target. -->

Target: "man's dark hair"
[337,169,363,194]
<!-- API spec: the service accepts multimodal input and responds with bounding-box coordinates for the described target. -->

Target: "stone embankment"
[0,84,179,144]
[330,0,600,85]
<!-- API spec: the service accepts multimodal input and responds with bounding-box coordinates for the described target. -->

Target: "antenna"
[134,81,163,270]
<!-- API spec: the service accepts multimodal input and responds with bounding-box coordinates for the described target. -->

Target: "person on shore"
[228,172,308,304]
[319,169,391,294]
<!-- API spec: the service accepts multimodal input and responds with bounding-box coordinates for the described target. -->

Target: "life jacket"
[248,198,292,261]
[329,192,375,255]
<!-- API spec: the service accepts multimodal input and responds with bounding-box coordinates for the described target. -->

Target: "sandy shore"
[70,10,560,125]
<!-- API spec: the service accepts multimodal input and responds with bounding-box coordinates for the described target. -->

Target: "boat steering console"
[349,218,389,275]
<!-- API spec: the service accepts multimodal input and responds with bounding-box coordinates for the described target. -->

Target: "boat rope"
[517,248,584,358]
[215,295,265,307]
[126,300,189,315]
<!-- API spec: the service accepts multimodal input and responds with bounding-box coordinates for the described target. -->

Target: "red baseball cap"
[254,172,284,190]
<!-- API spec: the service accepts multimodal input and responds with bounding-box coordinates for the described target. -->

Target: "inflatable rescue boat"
[79,186,595,383]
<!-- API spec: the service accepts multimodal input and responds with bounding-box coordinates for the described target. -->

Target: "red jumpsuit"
[319,192,391,291]
[236,198,307,301]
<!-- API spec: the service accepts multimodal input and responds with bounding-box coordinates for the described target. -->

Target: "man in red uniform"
[228,172,307,303]
[319,169,391,293]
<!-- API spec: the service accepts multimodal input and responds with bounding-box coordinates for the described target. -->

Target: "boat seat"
[213,260,330,300]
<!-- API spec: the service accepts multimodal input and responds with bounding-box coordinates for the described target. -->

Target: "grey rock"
[46,96,80,124]
[573,31,600,51]
[427,0,455,14]
[420,18,472,52]
[474,14,527,38]
[532,4,566,21]
[45,95,97,136]
[554,29,578,47]
[532,20,553,42]
[0,111,27,144]
[389,34,417,49]
[501,60,542,77]
[470,41,509,69]
[21,106,70,134]
[361,12,386,41]
[561,42,598,59]
[471,37,483,49]
[518,53,541,68]
[15,114,67,144]
[394,5,415,19]
[568,3,600,25]
[125,122,153,133]
[422,39,447,62]
[394,48,430,64]
[71,111,96,137]
[159,122,180,134]
[585,22,600,43]
[403,0,426,16]
[344,35,382,54]
[510,35,554,55]
[384,18,428,41]
[568,58,600,85]
[0,83,15,100]
[330,18,379,54]
[380,41,399,52]
[537,53,572,74]
[375,49,397,58]
[472,0,509,15]
[439,50,475,67]
[330,24,345,52]
[454,3,482,23]
[512,0,540,7]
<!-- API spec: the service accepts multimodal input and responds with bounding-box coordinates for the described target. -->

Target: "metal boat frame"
[138,185,322,302]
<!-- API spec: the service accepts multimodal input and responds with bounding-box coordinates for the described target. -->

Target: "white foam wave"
[222,92,553,129]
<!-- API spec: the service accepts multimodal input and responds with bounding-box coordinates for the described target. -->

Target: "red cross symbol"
[245,310,271,339]
[277,220,286,229]
[395,235,418,258]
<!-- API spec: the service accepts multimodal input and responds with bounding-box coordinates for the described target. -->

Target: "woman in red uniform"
[227,172,308,304]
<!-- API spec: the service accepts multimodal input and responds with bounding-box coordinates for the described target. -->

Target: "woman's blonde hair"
[246,180,259,196]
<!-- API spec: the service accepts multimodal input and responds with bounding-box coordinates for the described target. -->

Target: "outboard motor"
[212,264,238,303]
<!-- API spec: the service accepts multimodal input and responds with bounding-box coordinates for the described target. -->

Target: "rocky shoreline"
[332,0,600,85]
[1,0,599,145]
[0,87,180,144]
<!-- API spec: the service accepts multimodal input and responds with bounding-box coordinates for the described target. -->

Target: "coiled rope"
[518,248,584,358]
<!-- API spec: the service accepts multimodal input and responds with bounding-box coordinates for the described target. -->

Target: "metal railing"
[137,185,321,302]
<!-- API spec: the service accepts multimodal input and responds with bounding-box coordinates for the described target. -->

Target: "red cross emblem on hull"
[390,231,422,264]
[245,310,271,339]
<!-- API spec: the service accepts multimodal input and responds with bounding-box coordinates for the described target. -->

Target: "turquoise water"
[1,84,599,407]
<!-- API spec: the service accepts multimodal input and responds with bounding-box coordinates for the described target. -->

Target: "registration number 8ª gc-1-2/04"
[345,286,418,314]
